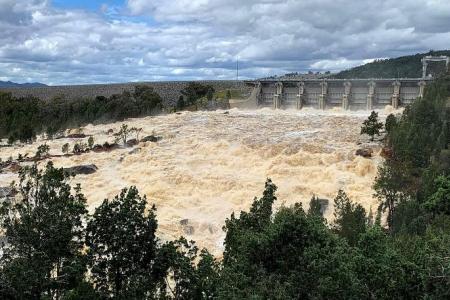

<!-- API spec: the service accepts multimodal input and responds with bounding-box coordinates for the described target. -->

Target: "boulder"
[128,147,141,155]
[92,144,104,152]
[179,219,194,235]
[92,142,120,153]
[66,133,87,139]
[106,129,114,135]
[141,135,161,143]
[64,164,98,176]
[381,147,393,158]
[183,226,195,235]
[355,148,373,158]
[126,139,138,147]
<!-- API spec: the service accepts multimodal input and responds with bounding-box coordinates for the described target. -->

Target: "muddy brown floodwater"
[0,107,397,256]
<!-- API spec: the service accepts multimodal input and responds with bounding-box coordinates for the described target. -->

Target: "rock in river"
[64,164,98,176]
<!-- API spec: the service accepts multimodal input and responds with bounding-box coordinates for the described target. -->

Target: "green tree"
[374,161,411,231]
[332,190,367,246]
[384,113,397,134]
[87,136,94,149]
[35,143,50,159]
[0,162,88,299]
[158,238,220,299]
[62,143,70,155]
[361,111,384,141]
[220,181,365,299]
[180,83,215,106]
[115,124,130,145]
[86,186,163,299]
[176,96,185,110]
[225,90,232,100]
[423,175,450,215]
[308,195,324,218]
[206,87,214,101]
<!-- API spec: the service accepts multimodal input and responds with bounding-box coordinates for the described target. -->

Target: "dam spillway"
[234,78,430,110]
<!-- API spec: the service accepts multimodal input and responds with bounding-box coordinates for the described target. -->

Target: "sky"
[0,0,450,85]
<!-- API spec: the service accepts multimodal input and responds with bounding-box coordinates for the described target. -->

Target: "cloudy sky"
[1,0,450,85]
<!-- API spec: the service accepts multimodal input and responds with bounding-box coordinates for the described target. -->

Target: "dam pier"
[234,78,430,110]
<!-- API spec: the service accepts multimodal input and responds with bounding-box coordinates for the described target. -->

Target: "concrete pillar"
[392,80,401,109]
[342,81,351,110]
[422,58,428,78]
[319,80,328,110]
[367,81,376,110]
[273,82,283,109]
[418,81,426,98]
[296,82,305,110]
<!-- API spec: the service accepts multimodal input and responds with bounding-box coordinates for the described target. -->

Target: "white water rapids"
[0,107,397,256]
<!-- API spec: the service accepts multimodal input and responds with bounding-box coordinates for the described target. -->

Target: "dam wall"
[234,78,430,110]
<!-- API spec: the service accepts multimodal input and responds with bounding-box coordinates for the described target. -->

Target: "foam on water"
[0,108,394,256]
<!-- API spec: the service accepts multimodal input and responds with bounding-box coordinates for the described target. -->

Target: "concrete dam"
[232,78,430,110]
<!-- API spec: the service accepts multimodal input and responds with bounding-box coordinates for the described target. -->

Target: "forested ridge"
[335,50,450,79]
[0,76,449,299]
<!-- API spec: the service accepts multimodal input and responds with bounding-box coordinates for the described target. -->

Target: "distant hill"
[0,81,47,88]
[334,50,450,79]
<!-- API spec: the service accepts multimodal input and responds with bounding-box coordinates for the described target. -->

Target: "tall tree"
[86,186,163,299]
[361,111,384,141]
[332,190,367,246]
[0,162,88,299]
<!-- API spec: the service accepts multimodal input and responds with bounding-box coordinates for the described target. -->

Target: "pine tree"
[86,186,163,298]
[332,190,367,246]
[361,111,384,141]
[0,162,88,299]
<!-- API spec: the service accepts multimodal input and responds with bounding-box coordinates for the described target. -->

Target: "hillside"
[0,81,47,88]
[334,50,450,79]
[0,81,249,106]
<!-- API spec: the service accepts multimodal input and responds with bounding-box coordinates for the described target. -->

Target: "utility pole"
[236,57,239,81]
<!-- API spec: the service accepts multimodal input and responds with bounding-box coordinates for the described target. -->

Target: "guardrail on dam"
[231,78,431,110]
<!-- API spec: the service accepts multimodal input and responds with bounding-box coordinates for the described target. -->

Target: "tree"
[177,96,185,110]
[35,143,50,159]
[206,87,214,101]
[158,238,220,299]
[62,143,70,155]
[0,162,88,299]
[115,124,130,145]
[130,127,143,141]
[225,90,232,100]
[86,186,163,298]
[72,143,87,154]
[384,113,397,134]
[332,190,367,246]
[361,111,383,141]
[374,161,411,231]
[87,136,94,149]
[423,175,450,215]
[180,83,215,106]
[220,181,365,299]
[308,195,324,218]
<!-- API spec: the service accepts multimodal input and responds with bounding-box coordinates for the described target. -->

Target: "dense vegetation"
[0,85,163,143]
[335,50,450,79]
[0,76,449,299]
[0,82,234,144]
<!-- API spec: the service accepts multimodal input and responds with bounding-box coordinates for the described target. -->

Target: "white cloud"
[0,0,449,84]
